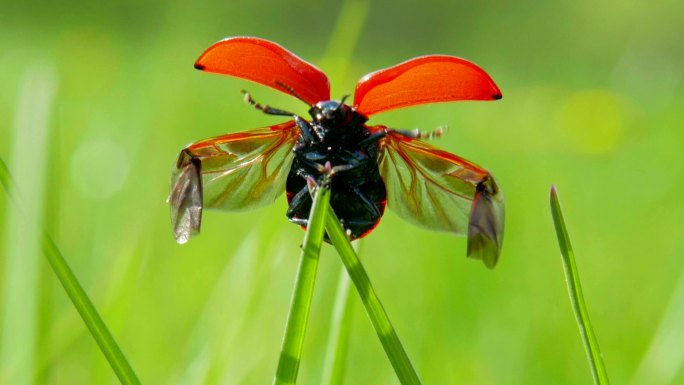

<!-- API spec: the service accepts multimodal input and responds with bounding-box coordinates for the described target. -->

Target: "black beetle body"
[285,101,386,239]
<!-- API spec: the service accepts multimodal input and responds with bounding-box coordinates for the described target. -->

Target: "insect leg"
[242,90,296,116]
[358,131,387,147]
[388,126,447,140]
[289,217,308,227]
[294,116,318,143]
[351,186,382,219]
[287,185,311,218]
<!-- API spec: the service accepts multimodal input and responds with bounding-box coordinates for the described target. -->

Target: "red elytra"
[194,37,501,115]
[354,55,502,115]
[171,36,504,268]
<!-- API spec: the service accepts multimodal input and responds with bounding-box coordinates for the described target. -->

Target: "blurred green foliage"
[1,0,683,383]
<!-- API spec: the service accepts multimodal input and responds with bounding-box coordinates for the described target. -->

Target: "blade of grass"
[628,237,684,384]
[325,207,422,385]
[317,2,369,383]
[0,157,142,385]
[273,185,330,385]
[550,185,610,385]
[320,261,355,385]
[0,66,54,385]
[319,0,370,88]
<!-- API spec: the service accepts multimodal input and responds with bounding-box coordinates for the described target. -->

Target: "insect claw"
[306,176,318,193]
[419,125,447,140]
[433,125,447,138]
[331,164,354,174]
[313,162,328,173]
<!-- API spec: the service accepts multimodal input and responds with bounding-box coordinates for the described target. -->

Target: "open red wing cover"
[354,55,502,116]
[195,37,330,105]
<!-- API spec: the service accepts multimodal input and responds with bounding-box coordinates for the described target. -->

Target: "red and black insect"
[169,37,505,268]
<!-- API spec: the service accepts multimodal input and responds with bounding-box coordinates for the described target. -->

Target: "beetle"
[169,37,504,268]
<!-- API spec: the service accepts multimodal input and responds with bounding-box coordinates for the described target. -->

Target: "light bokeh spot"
[555,90,632,155]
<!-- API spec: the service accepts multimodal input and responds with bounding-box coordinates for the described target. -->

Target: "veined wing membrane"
[376,127,504,268]
[169,121,298,243]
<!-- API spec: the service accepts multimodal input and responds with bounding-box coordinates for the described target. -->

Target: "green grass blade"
[0,67,54,385]
[319,0,370,86]
[273,185,331,385]
[629,263,684,385]
[550,185,610,385]
[0,159,12,196]
[320,264,355,385]
[325,208,422,385]
[0,157,142,385]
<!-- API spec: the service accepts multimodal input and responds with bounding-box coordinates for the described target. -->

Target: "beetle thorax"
[308,100,367,142]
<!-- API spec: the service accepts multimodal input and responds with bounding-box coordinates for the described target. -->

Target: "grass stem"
[320,263,355,385]
[273,185,330,385]
[550,185,610,385]
[1,158,142,385]
[0,67,54,385]
[325,207,422,385]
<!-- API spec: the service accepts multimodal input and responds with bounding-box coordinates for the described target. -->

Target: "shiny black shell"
[285,102,386,239]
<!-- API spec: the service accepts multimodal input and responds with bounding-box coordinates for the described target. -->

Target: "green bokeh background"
[1,0,683,384]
